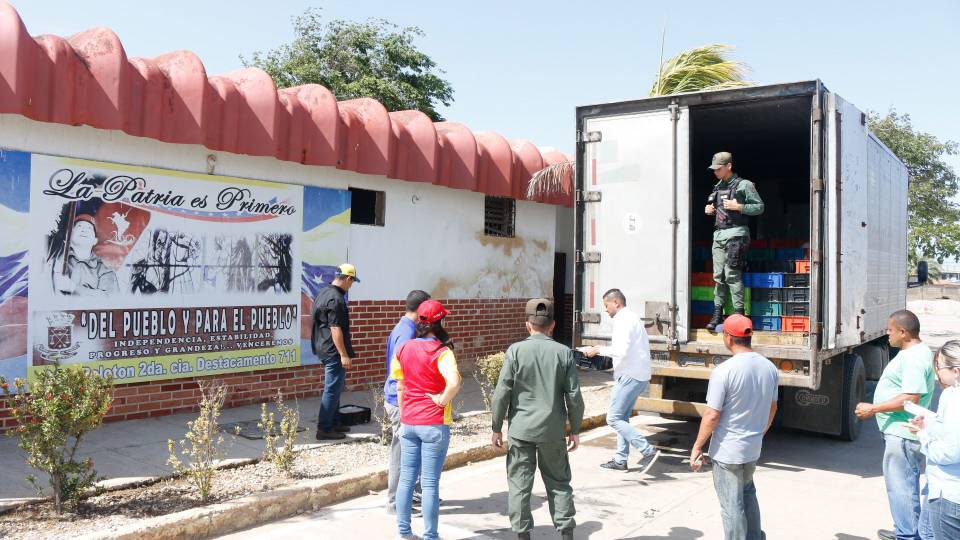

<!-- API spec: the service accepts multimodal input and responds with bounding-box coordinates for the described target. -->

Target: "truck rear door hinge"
[576,251,601,264]
[576,190,602,203]
[812,178,824,192]
[575,311,602,324]
[579,130,602,143]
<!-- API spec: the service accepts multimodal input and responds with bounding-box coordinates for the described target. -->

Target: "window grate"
[484,196,515,238]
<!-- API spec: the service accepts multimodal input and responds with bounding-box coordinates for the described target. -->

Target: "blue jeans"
[883,433,930,540]
[397,424,450,540]
[712,460,763,540]
[606,375,653,463]
[929,498,960,540]
[317,357,344,432]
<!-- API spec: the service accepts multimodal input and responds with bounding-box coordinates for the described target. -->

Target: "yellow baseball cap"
[337,263,360,282]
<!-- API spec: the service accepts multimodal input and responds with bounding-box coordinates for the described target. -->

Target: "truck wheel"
[839,354,866,442]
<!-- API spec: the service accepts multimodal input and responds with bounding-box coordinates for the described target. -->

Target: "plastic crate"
[783,302,809,316]
[773,260,796,273]
[781,316,810,332]
[752,288,784,302]
[692,300,715,315]
[770,239,805,248]
[784,273,810,287]
[691,272,714,286]
[338,404,372,426]
[783,287,810,302]
[751,301,783,316]
[776,248,806,261]
[794,259,811,273]
[748,248,774,262]
[745,273,784,288]
[751,239,770,248]
[691,314,712,328]
[692,286,714,302]
[751,316,782,331]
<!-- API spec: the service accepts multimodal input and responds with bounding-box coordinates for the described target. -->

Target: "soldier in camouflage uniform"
[704,152,765,331]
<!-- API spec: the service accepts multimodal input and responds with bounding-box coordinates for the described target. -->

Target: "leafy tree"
[244,8,454,121]
[869,109,960,265]
[649,44,750,97]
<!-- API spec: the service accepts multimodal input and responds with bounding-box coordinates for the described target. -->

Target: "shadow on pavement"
[466,520,604,539]
[619,526,705,539]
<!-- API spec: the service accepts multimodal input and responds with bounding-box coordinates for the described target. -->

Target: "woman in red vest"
[390,300,462,540]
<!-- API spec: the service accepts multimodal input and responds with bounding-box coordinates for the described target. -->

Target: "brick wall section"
[0,298,529,430]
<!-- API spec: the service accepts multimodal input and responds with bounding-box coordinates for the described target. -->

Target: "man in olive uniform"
[491,298,585,540]
[705,152,765,331]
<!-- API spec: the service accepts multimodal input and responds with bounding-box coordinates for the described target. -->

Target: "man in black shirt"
[313,263,359,440]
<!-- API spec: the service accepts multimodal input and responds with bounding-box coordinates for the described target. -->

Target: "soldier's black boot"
[734,308,745,316]
[705,307,724,331]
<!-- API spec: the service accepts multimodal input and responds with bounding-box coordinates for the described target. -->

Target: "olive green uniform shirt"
[491,334,585,442]
[712,174,765,241]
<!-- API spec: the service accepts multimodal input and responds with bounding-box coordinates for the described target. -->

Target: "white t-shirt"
[598,307,651,382]
[706,351,779,464]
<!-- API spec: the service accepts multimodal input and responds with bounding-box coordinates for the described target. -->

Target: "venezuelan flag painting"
[0,150,30,389]
[300,186,351,365]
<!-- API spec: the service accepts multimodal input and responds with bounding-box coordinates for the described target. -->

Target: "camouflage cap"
[709,152,733,170]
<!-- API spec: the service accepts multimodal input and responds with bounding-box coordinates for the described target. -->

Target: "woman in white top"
[911,340,960,540]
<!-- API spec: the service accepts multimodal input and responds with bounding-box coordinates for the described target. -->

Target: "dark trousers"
[317,357,344,432]
[506,437,576,533]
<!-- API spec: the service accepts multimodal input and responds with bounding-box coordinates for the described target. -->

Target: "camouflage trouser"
[712,235,749,311]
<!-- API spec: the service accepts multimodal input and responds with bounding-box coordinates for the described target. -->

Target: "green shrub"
[475,351,505,411]
[1,366,113,514]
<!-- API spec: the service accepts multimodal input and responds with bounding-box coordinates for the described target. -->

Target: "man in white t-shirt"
[583,288,659,474]
[691,314,778,540]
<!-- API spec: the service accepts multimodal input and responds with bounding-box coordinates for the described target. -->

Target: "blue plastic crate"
[751,316,782,331]
[775,248,806,260]
[744,273,784,288]
[692,300,715,315]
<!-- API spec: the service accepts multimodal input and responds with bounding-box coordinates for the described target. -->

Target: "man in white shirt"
[583,288,659,473]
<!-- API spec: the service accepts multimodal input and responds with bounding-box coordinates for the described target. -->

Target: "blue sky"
[11,0,960,174]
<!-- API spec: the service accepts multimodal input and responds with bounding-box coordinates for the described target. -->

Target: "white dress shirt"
[598,307,651,382]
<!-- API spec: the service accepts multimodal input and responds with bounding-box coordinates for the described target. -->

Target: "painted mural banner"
[0,150,350,387]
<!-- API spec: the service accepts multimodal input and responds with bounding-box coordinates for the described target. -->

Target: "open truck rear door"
[576,103,691,345]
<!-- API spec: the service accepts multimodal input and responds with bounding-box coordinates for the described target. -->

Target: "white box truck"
[573,80,908,440]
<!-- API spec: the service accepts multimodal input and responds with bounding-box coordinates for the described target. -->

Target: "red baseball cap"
[417,300,449,325]
[722,314,753,337]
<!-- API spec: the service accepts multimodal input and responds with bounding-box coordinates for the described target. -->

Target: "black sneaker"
[600,459,627,471]
[637,449,660,474]
[333,425,351,433]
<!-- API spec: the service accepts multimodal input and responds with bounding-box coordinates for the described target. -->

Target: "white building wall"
[0,114,557,302]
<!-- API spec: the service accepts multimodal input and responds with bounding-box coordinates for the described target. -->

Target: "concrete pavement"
[218,412,892,540]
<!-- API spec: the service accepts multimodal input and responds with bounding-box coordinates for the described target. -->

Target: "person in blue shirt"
[385,290,431,514]
[911,340,960,540]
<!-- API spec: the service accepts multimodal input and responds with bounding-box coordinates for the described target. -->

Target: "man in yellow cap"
[312,263,360,440]
[704,152,764,331]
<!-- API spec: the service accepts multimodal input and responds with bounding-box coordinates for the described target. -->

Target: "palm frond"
[527,161,575,199]
[649,44,750,97]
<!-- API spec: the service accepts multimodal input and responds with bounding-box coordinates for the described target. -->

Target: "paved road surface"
[219,412,891,539]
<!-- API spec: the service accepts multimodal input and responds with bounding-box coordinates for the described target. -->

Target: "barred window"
[484,196,515,238]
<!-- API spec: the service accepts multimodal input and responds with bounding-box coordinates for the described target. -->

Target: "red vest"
[396,339,451,425]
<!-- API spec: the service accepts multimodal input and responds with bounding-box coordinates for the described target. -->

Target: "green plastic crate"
[692,287,751,314]
[751,301,783,316]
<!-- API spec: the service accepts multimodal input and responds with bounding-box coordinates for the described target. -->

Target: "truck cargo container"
[573,80,908,440]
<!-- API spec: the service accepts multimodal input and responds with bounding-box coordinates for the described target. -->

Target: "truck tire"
[839,354,866,442]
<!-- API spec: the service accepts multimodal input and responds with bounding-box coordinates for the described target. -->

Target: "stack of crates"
[744,239,811,332]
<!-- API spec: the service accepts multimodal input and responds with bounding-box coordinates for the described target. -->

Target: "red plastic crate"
[794,259,811,273]
[691,272,714,286]
[692,314,712,328]
[781,316,810,332]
